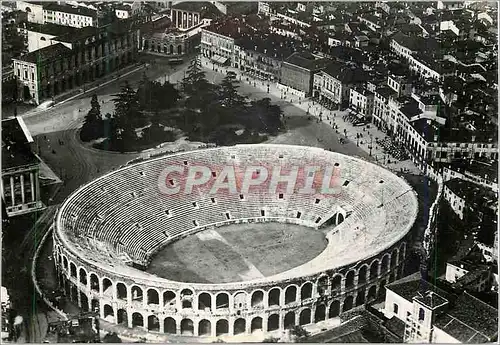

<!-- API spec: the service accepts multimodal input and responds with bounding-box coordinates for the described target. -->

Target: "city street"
[199,56,421,174]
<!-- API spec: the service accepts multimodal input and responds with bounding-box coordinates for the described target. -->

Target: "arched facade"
[51,145,418,338]
[53,237,408,337]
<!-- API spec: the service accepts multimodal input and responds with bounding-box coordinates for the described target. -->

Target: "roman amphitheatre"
[50,144,418,339]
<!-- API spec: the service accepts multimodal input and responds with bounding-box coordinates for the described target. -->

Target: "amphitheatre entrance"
[147,222,328,283]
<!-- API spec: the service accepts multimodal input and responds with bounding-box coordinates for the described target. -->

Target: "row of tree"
[81,56,284,152]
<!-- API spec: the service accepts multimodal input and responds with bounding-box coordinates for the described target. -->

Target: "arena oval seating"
[56,144,418,284]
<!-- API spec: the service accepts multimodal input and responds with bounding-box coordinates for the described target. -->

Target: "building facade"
[43,3,98,28]
[349,87,374,118]
[13,21,140,105]
[200,28,235,66]
[16,1,44,24]
[1,117,44,217]
[280,52,330,96]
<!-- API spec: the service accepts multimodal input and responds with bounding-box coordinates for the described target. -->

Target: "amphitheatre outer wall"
[51,144,418,337]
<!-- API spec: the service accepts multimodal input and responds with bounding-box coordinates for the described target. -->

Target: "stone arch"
[356,290,365,306]
[251,317,263,333]
[337,213,344,224]
[299,308,312,325]
[381,254,390,273]
[285,285,297,304]
[182,299,192,309]
[164,317,176,334]
[117,309,128,325]
[198,292,212,310]
[91,299,99,313]
[358,265,368,285]
[301,282,313,300]
[132,312,143,328]
[70,284,78,302]
[216,292,229,309]
[284,311,295,329]
[163,290,176,307]
[103,304,114,320]
[63,256,68,270]
[329,300,340,318]
[268,288,280,307]
[343,296,353,312]
[79,267,87,285]
[315,304,326,322]
[391,248,399,268]
[199,319,211,336]
[367,285,377,302]
[400,242,406,260]
[346,270,355,288]
[233,291,246,309]
[234,318,246,335]
[70,262,77,277]
[317,275,329,295]
[216,319,228,336]
[332,275,342,291]
[79,292,89,312]
[180,319,194,335]
[180,288,193,296]
[131,285,143,302]
[251,290,264,308]
[370,260,379,280]
[268,314,279,331]
[148,315,160,331]
[379,280,386,298]
[116,282,127,300]
[102,277,112,296]
[147,288,159,305]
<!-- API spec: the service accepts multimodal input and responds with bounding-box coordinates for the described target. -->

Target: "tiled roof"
[444,178,497,208]
[387,273,498,342]
[44,3,97,19]
[323,61,368,84]
[284,52,330,71]
[15,43,71,64]
[25,22,79,37]
[2,117,38,170]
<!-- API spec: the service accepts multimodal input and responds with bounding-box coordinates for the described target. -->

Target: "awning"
[211,55,228,65]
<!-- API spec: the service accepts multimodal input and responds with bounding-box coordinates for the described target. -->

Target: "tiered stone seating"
[58,145,414,266]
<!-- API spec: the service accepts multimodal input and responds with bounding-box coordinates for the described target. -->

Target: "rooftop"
[284,51,330,71]
[444,178,497,210]
[387,273,498,342]
[2,117,38,170]
[25,22,80,37]
[235,34,296,60]
[444,159,498,183]
[44,3,98,19]
[15,43,71,64]
[323,61,368,84]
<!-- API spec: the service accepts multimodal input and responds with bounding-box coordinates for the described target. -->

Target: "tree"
[290,325,310,339]
[246,98,284,135]
[110,81,140,151]
[181,56,217,111]
[80,94,103,141]
[102,332,122,343]
[218,71,246,109]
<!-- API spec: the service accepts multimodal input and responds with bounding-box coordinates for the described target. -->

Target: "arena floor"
[147,223,328,283]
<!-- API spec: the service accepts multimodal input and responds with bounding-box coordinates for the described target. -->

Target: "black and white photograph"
[1,0,498,343]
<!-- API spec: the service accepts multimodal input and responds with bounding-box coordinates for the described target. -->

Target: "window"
[418,308,425,321]
[278,193,283,199]
[393,303,398,314]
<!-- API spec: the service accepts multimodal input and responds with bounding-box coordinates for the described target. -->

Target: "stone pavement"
[201,56,422,175]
